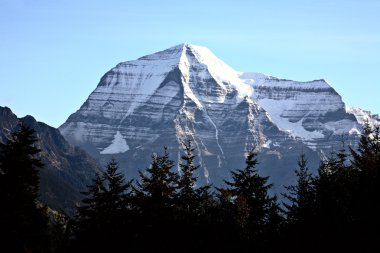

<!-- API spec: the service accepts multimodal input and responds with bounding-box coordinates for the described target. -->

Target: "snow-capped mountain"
[59,44,379,188]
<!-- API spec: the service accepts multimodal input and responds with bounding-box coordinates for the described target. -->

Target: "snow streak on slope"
[59,43,379,190]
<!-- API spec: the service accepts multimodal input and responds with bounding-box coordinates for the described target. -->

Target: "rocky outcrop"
[59,44,379,190]
[0,106,99,216]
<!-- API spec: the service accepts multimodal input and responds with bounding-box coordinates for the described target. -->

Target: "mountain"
[0,106,100,215]
[59,43,379,190]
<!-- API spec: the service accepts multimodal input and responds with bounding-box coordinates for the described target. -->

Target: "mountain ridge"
[59,43,379,190]
[0,106,100,216]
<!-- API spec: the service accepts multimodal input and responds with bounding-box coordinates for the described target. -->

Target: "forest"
[0,123,379,252]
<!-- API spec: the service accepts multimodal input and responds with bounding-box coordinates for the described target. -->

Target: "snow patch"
[100,131,130,154]
[262,140,272,148]
[259,99,324,141]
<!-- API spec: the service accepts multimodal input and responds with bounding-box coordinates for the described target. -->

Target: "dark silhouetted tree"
[283,153,315,224]
[174,139,212,250]
[218,150,280,249]
[135,147,179,250]
[350,122,380,247]
[73,159,132,251]
[312,144,358,250]
[281,153,316,249]
[0,124,49,252]
[177,139,211,212]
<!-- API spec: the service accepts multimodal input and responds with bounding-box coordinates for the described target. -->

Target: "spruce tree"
[73,159,131,251]
[283,153,315,224]
[218,150,279,244]
[312,145,358,249]
[282,153,315,249]
[175,140,212,250]
[102,159,132,221]
[350,122,380,247]
[73,172,106,248]
[0,123,49,252]
[136,147,179,250]
[177,139,210,213]
[137,147,178,210]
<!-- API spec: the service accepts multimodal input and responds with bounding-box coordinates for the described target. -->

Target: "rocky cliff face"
[59,44,379,190]
[240,73,364,150]
[0,106,99,215]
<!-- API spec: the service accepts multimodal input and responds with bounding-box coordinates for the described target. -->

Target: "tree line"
[0,123,379,252]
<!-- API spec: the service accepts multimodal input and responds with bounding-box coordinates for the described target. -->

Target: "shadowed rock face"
[0,106,100,216]
[59,44,379,191]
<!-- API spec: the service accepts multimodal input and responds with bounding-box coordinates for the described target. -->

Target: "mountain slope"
[0,106,100,215]
[59,44,379,189]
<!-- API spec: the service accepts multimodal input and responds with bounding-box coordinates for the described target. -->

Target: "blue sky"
[1,0,379,127]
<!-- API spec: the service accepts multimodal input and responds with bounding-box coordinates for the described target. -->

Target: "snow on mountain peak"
[61,43,371,156]
[179,44,253,100]
[59,43,377,188]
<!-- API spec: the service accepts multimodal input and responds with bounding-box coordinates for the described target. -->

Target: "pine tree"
[0,123,49,252]
[281,153,316,250]
[102,159,132,221]
[135,147,179,250]
[74,172,106,243]
[312,144,359,249]
[218,150,278,244]
[137,147,178,210]
[351,121,380,173]
[175,139,212,250]
[283,153,315,224]
[349,122,380,247]
[73,159,131,251]
[177,139,210,213]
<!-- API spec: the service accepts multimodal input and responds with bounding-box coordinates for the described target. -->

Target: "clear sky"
[1,0,379,128]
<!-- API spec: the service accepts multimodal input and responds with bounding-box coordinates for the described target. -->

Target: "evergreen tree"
[175,139,212,250]
[177,139,210,213]
[73,172,106,246]
[135,147,179,250]
[218,150,279,246]
[350,122,380,247]
[351,121,380,173]
[73,159,131,251]
[281,153,316,250]
[102,159,132,221]
[312,145,358,249]
[0,123,49,252]
[137,147,178,210]
[283,153,315,224]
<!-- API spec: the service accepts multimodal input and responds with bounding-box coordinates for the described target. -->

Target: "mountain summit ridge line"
[59,43,379,189]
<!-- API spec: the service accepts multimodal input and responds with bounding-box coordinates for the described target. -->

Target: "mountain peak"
[136,43,215,62]
[60,43,378,192]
